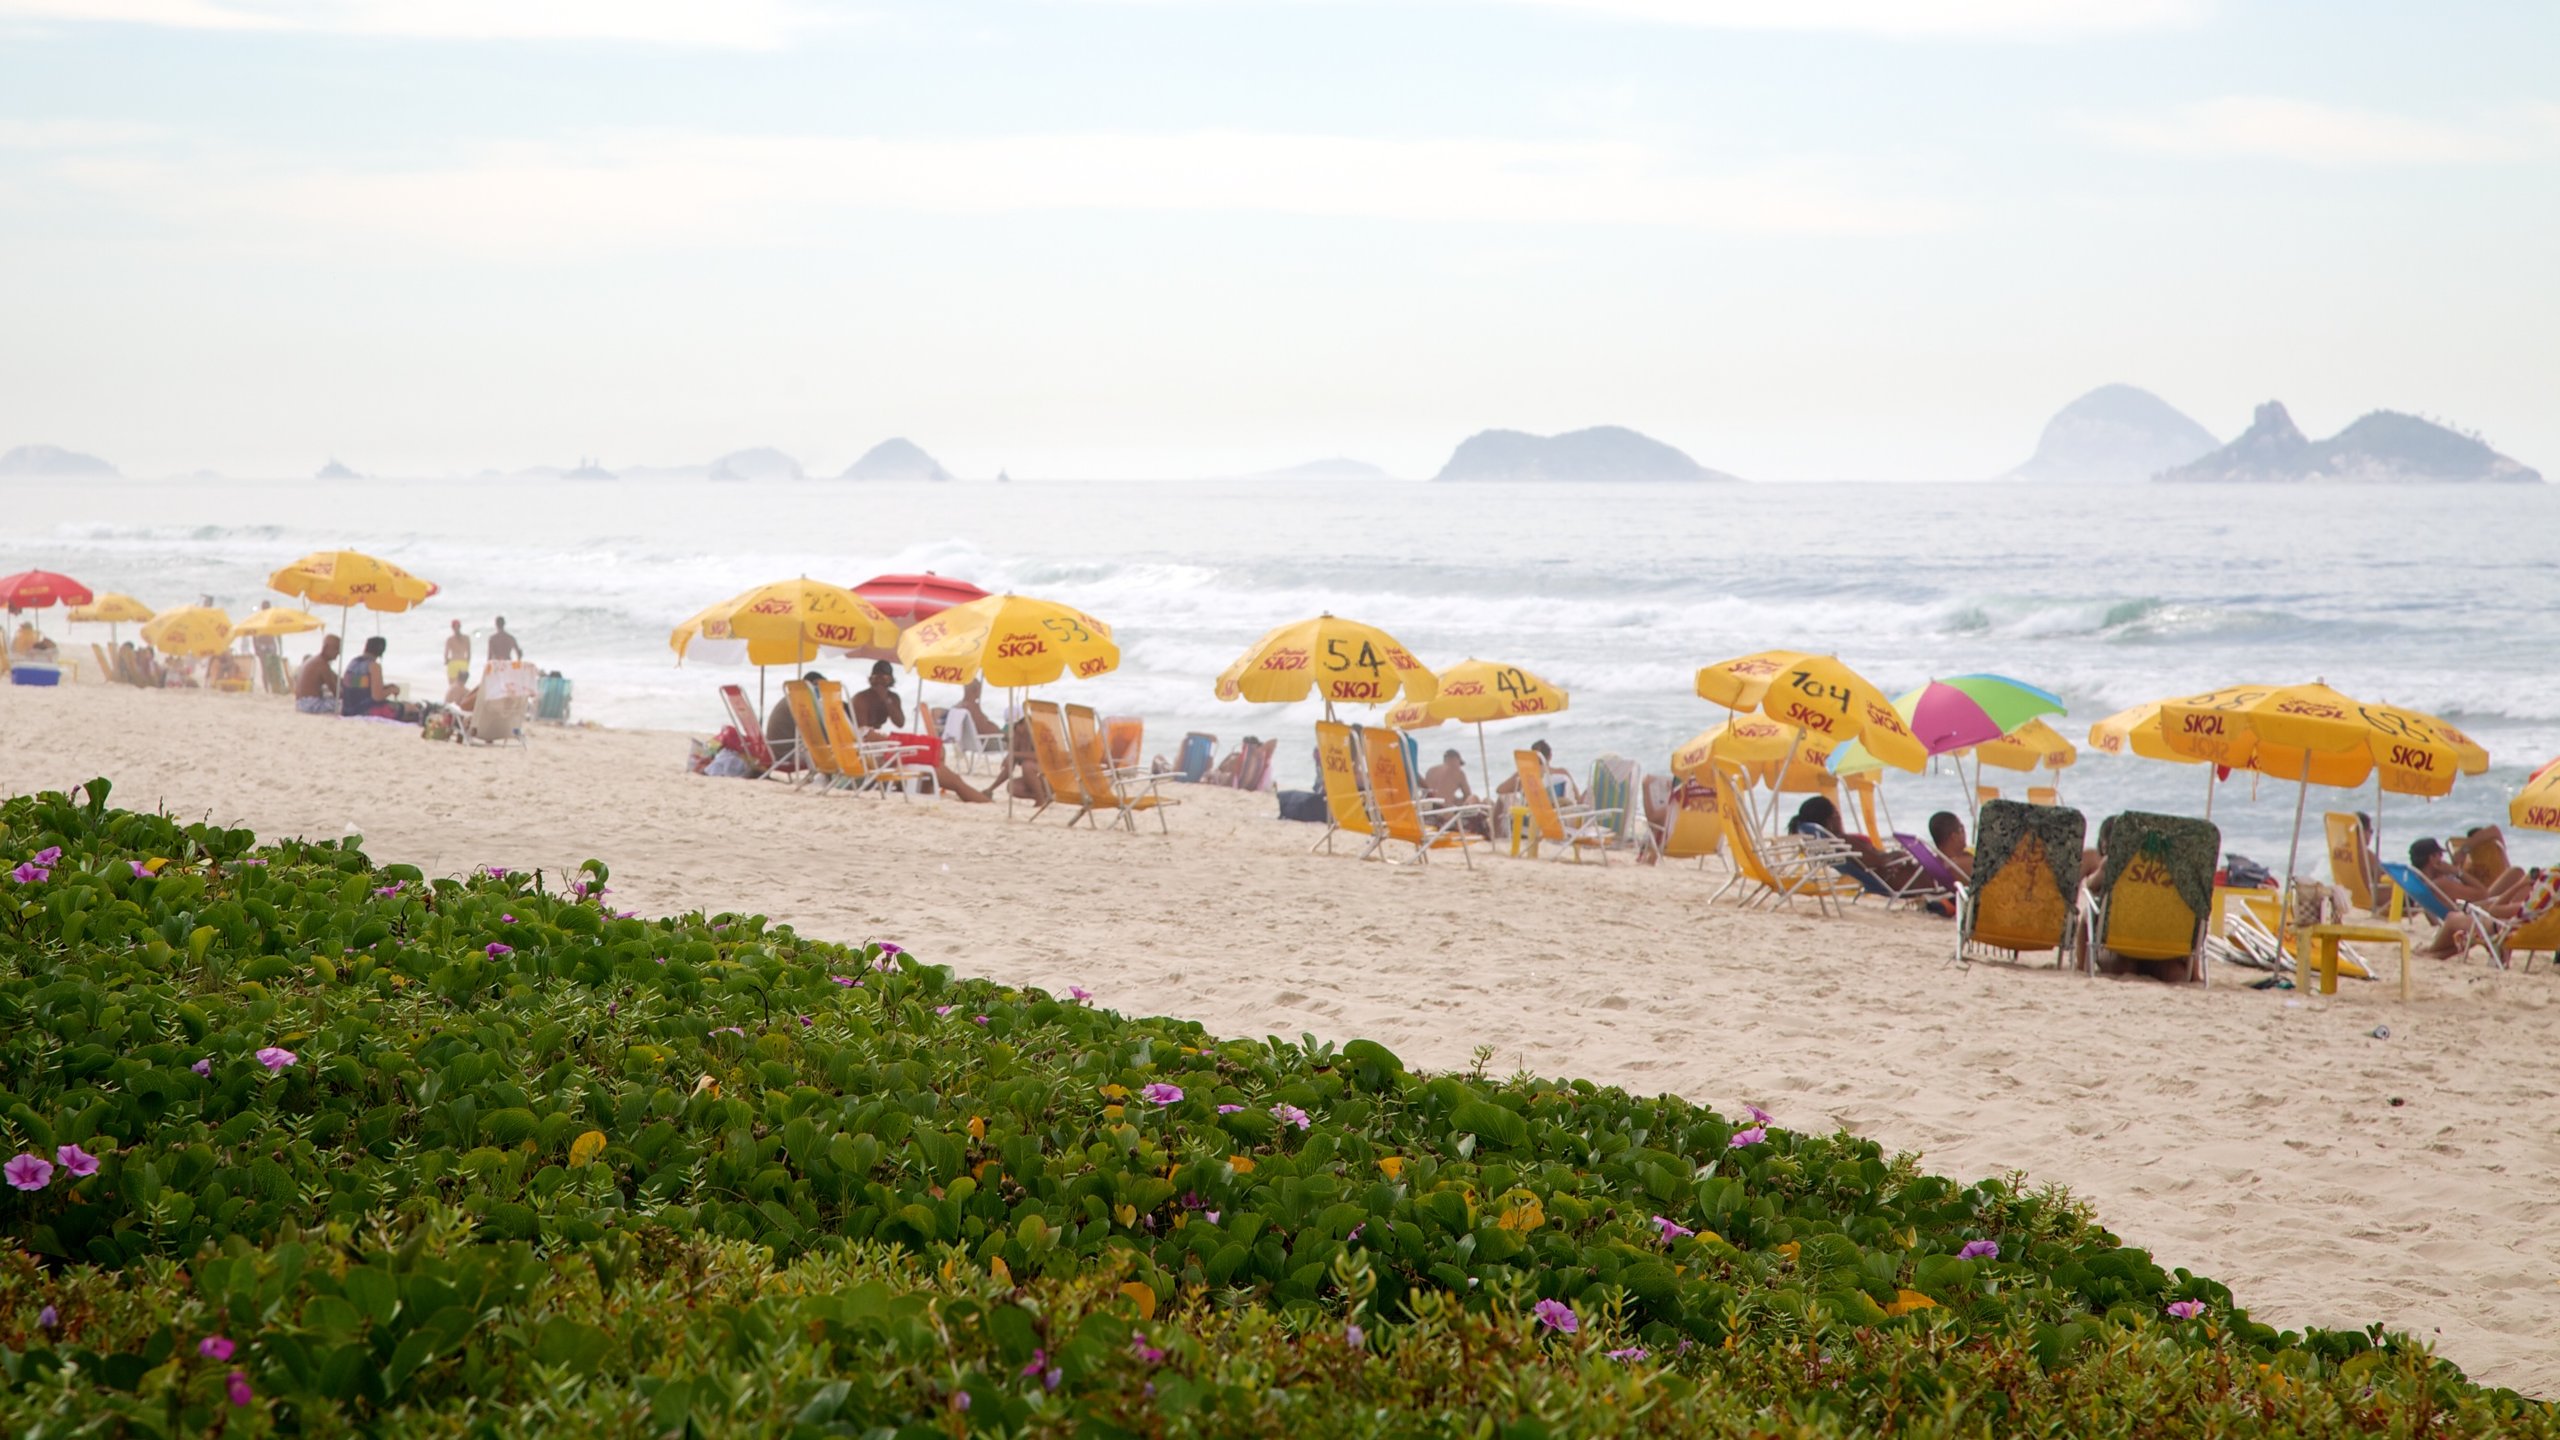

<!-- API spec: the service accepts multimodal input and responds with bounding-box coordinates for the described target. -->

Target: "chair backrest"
[1895,834,1963,893]
[91,644,114,686]
[2323,812,2379,912]
[1313,722,1372,835]
[1103,715,1144,772]
[1513,750,1570,841]
[787,681,844,777]
[470,693,530,744]
[1358,725,1429,843]
[718,686,778,771]
[2090,811,2219,965]
[1963,799,2084,954]
[1024,701,1088,805]
[2380,862,2450,922]
[1065,705,1124,801]
[2211,884,2284,940]
[1976,784,2003,807]
[536,672,572,721]
[1590,756,1641,842]
[1236,738,1276,792]
[822,681,896,780]
[2026,785,2059,808]
[1710,767,1783,890]
[1662,779,1722,859]
[483,660,540,700]
[1178,733,1217,783]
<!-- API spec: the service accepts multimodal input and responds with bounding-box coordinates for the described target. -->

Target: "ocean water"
[6,477,2553,871]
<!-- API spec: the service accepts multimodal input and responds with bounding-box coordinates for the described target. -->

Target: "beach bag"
[1276,789,1328,824]
[419,707,461,743]
[2221,853,2277,891]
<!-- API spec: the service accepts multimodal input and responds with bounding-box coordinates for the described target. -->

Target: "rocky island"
[1431,426,1737,483]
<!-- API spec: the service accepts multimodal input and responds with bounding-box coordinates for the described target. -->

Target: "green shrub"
[0,780,2547,1436]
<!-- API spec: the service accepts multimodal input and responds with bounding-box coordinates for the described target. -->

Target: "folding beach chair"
[2462,904,2560,971]
[1174,733,1218,784]
[1588,755,1658,862]
[1024,700,1094,825]
[1068,703,1175,833]
[1514,749,1617,863]
[1358,723,1480,866]
[90,644,117,687]
[1311,721,1375,855]
[822,680,937,798]
[2076,812,2219,982]
[1658,777,1723,867]
[1706,770,1854,912]
[783,680,845,789]
[2026,785,2060,808]
[2325,812,2387,915]
[717,684,781,778]
[1235,737,1277,792]
[2380,863,2452,923]
[1956,799,2085,966]
[465,690,532,747]
[1797,825,1945,911]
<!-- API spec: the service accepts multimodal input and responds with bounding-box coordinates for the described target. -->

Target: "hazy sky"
[1,0,2552,480]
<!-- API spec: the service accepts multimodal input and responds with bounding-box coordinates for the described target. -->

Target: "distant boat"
[562,455,617,481]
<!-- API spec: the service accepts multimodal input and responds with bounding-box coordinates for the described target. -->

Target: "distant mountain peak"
[2159,402,2540,484]
[2003,384,2219,483]
[0,443,117,478]
[562,456,618,481]
[1431,425,1737,483]
[707,447,803,482]
[840,438,952,481]
[315,458,363,481]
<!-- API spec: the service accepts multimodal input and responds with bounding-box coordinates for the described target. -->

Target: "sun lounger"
[1894,833,1966,897]
[1514,748,1617,863]
[821,680,937,798]
[1102,715,1144,773]
[1357,723,1479,865]
[718,685,781,778]
[1311,721,1374,854]
[1802,824,1944,910]
[1706,769,1854,912]
[2461,904,2560,971]
[1956,798,2084,965]
[1068,703,1175,833]
[1025,700,1094,825]
[2076,811,2219,982]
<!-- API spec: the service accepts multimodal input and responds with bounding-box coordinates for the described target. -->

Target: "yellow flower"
[1377,1156,1404,1180]
[1883,1289,1939,1317]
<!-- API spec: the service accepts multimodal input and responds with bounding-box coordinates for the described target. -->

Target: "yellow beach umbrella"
[2513,759,2560,833]
[672,578,901,668]
[1215,613,1437,711]
[228,607,326,639]
[270,550,436,613]
[898,593,1117,688]
[1384,700,1442,731]
[1387,658,1566,793]
[1968,717,2079,773]
[1695,651,1925,773]
[139,605,233,657]
[1673,719,1840,793]
[67,592,154,645]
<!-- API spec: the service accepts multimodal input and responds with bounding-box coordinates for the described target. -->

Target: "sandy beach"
[4,680,2553,1396]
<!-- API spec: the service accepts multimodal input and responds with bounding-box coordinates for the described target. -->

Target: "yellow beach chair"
[1956,798,2084,965]
[1658,776,1723,867]
[2027,785,2060,808]
[781,680,841,788]
[1705,766,1853,912]
[2323,812,2387,915]
[1514,748,1615,863]
[2077,811,2219,982]
[819,681,936,799]
[1358,724,1478,866]
[1024,700,1093,825]
[1311,721,1374,855]
[1067,703,1175,833]
[90,643,117,687]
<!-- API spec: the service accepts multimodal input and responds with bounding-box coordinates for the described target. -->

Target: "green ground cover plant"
[0,780,2546,1437]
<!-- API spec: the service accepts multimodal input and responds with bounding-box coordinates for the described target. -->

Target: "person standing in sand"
[487,617,519,665]
[444,619,472,684]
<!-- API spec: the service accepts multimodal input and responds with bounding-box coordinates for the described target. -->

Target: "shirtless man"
[486,617,519,664]
[1422,749,1490,835]
[847,661,993,803]
[444,619,472,684]
[293,635,342,714]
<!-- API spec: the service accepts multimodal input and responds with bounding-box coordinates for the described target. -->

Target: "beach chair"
[1356,723,1480,865]
[466,690,532,747]
[1802,825,1944,911]
[1174,733,1218,784]
[2380,863,2452,924]
[2461,904,2560,971]
[1588,755,1658,862]
[1896,834,1967,899]
[1310,721,1375,855]
[1024,700,1094,825]
[1514,749,1617,863]
[536,672,573,723]
[782,680,846,789]
[2027,785,2060,808]
[716,685,780,778]
[1706,770,1853,911]
[2076,812,2219,982]
[2324,812,2387,915]
[1102,715,1144,773]
[1956,799,2085,966]
[1976,785,2002,807]
[1068,703,1174,833]
[1655,777,1722,868]
[1235,737,1277,792]
[90,643,117,687]
[820,680,937,799]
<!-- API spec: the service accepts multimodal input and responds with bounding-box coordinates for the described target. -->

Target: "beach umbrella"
[2161,682,2472,940]
[1968,717,2079,774]
[672,580,902,714]
[1674,719,1841,792]
[1695,650,1923,829]
[2085,686,2278,818]
[2513,758,2560,833]
[228,606,326,639]
[854,572,989,623]
[67,592,153,646]
[899,593,1118,815]
[0,569,94,612]
[1386,658,1566,796]
[270,550,437,639]
[1215,613,1437,715]
[1827,674,2066,817]
[139,605,233,657]
[1384,700,1443,731]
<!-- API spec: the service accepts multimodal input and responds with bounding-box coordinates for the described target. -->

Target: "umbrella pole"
[2203,764,2216,820]
[2372,773,2385,899]
[1475,722,1493,810]
[1006,686,1021,820]
[2276,771,2313,954]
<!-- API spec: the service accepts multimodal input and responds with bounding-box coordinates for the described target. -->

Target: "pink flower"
[1531,1299,1577,1334]
[1345,1323,1365,1350]
[1744,1103,1775,1126]
[200,1335,236,1360]
[714,1026,745,1037]
[797,1014,812,1027]
[226,1370,253,1406]
[33,846,61,865]
[1607,1346,1648,1361]
[1652,1215,1695,1243]
[1271,1104,1310,1130]
[972,1015,990,1026]
[950,1392,970,1413]
[1959,1240,1998,1261]
[1140,1083,1183,1105]
[485,943,512,957]
[374,881,404,897]
[1216,1104,1244,1114]
[1068,986,1093,1003]
[9,862,46,884]
[129,861,152,878]
[190,1059,211,1076]
[830,975,859,987]
[37,1305,55,1329]
[4,1153,53,1190]
[1130,1334,1165,1365]
[1728,1127,1766,1148]
[55,1144,99,1177]
[1204,1210,1220,1224]
[2165,1300,2205,1320]
[934,1005,956,1017]
[481,865,510,878]
[255,1047,296,1071]
[1019,1348,1048,1379]
[500,913,515,924]
[880,942,903,956]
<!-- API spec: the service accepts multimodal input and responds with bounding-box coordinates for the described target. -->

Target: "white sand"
[6,681,2554,1395]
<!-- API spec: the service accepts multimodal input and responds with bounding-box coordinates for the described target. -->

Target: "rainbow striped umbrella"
[1828,674,2067,775]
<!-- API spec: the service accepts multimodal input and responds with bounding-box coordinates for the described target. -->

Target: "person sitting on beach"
[294,635,342,714]
[1790,795,1935,900]
[946,679,1001,739]
[850,660,906,731]
[2410,837,2524,908]
[1422,748,1491,836]
[1206,736,1263,787]
[2420,868,2558,959]
[1000,715,1047,804]
[9,621,37,657]
[2449,826,2529,902]
[339,636,410,720]
[1928,811,1973,881]
[443,668,477,711]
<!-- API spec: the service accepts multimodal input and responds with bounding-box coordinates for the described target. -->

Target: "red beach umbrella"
[854,572,988,623]
[0,570,95,611]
